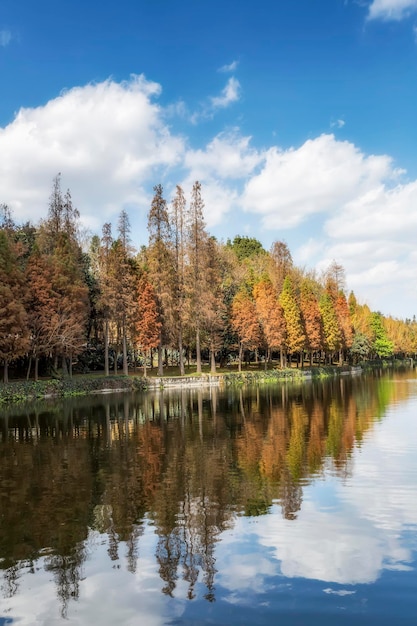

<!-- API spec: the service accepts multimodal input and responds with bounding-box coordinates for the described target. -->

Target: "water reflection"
[0,370,416,624]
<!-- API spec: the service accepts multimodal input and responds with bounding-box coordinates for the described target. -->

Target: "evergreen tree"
[370,312,394,358]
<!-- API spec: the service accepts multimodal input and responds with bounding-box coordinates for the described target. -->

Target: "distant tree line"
[1,175,416,382]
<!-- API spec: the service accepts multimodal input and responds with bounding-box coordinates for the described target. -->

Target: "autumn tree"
[136,275,161,376]
[202,237,226,373]
[299,277,323,366]
[322,263,353,363]
[170,185,187,375]
[270,240,293,294]
[0,226,29,382]
[279,276,305,367]
[115,210,137,376]
[253,278,286,368]
[185,181,209,374]
[147,184,174,375]
[231,289,262,371]
[334,290,354,363]
[35,175,89,375]
[96,223,118,376]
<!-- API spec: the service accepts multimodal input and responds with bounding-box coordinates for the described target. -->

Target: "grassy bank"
[0,363,365,405]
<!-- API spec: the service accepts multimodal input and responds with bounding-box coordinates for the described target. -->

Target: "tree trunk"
[104,319,110,376]
[196,327,202,374]
[238,342,243,372]
[122,331,128,376]
[179,327,185,376]
[143,349,147,377]
[26,356,32,381]
[62,355,68,377]
[210,339,216,374]
[34,357,39,381]
[157,332,163,376]
[69,351,73,378]
[3,360,8,384]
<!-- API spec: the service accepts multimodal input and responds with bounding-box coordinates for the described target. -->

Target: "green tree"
[370,312,394,359]
[319,292,341,362]
[226,235,266,261]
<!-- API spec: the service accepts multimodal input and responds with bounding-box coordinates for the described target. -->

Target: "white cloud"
[218,60,239,73]
[367,0,417,20]
[2,73,417,317]
[210,77,241,109]
[0,29,12,46]
[0,75,185,231]
[241,134,394,229]
[184,131,262,180]
[217,403,417,589]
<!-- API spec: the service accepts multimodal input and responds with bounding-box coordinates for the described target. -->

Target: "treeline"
[1,175,416,382]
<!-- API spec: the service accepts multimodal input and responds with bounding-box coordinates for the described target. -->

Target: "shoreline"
[0,365,366,406]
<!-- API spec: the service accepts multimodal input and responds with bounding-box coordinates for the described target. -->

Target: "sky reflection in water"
[0,371,416,625]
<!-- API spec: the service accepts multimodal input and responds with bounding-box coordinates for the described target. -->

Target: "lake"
[0,368,416,625]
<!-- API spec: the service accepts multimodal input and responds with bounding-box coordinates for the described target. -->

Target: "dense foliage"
[1,177,416,382]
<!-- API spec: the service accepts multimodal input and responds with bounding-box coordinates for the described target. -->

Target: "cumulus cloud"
[239,133,417,316]
[2,72,417,317]
[179,130,262,227]
[0,75,185,231]
[367,0,417,20]
[0,29,12,46]
[241,134,395,229]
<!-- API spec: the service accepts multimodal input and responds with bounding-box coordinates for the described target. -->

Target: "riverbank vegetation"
[1,175,416,385]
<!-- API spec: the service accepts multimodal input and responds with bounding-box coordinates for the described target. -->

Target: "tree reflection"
[0,372,409,610]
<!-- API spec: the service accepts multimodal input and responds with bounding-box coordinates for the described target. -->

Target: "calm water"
[0,369,416,625]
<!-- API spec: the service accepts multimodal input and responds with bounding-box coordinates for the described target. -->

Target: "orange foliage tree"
[231,290,262,371]
[136,276,162,376]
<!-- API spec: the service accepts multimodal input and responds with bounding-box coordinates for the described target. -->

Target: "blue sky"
[1,0,417,318]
